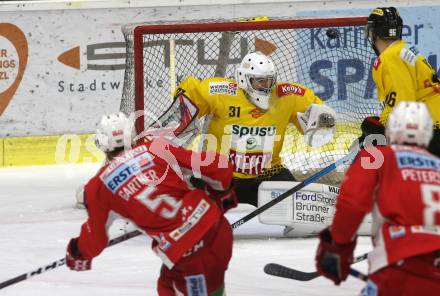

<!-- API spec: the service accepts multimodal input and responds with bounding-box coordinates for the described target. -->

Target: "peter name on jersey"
[397,151,440,184]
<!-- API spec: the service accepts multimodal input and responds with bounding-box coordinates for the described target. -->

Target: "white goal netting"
[120,17,381,185]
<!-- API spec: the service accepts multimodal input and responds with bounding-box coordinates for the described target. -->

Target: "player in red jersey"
[316,102,440,295]
[65,113,237,296]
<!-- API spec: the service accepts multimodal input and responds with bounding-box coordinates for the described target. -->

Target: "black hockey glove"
[349,116,386,152]
[190,176,238,213]
[189,176,207,189]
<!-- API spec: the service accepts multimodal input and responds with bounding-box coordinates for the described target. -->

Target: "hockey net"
[120,17,381,185]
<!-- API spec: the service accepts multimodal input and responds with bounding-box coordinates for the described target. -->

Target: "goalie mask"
[95,112,131,153]
[365,7,403,56]
[386,102,433,147]
[235,51,277,110]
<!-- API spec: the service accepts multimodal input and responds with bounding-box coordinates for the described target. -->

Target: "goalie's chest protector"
[203,81,298,177]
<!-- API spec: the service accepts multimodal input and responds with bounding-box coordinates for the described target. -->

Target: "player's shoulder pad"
[276,82,307,97]
[178,76,201,91]
[202,77,238,96]
[181,75,201,84]
[399,43,420,66]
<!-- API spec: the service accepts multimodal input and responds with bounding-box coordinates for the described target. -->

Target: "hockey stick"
[169,37,176,97]
[0,230,142,290]
[263,253,368,281]
[231,150,357,229]
[1,150,356,289]
[349,268,368,282]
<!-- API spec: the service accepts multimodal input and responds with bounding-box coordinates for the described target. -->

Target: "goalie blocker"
[258,181,372,236]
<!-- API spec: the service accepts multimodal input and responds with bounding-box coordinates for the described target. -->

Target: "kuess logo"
[57,42,126,70]
[0,23,28,116]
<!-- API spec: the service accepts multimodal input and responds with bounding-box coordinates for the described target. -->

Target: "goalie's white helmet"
[386,102,433,147]
[95,112,131,152]
[235,51,277,110]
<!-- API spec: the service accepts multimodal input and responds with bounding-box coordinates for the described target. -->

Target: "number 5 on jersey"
[136,186,182,219]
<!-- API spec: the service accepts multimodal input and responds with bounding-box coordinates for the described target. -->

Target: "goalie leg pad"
[258,181,338,236]
[258,181,372,236]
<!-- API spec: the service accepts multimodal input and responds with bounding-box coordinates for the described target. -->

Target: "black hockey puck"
[326,28,339,39]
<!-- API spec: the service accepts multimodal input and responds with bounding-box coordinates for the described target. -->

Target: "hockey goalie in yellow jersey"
[175,52,336,206]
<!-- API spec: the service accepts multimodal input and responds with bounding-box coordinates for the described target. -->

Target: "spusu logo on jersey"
[277,83,305,97]
[230,124,277,175]
[231,124,276,137]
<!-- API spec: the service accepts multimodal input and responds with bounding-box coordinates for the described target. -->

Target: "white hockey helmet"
[386,102,433,147]
[235,51,277,110]
[95,112,131,152]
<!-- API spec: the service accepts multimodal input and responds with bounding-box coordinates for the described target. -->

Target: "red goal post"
[120,16,380,185]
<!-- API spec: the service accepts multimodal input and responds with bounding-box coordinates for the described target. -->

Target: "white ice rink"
[0,164,371,295]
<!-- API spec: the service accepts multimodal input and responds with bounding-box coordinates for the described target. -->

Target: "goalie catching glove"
[297,104,336,147]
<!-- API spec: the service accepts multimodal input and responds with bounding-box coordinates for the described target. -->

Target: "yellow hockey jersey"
[372,40,440,129]
[177,76,323,179]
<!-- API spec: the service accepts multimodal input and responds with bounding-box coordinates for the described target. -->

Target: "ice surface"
[0,164,370,295]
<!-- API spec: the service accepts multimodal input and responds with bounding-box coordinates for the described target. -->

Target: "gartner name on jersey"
[208,82,237,95]
[100,149,160,198]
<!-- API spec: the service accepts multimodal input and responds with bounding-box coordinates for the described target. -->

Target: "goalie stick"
[231,149,358,229]
[0,230,142,290]
[263,253,368,281]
